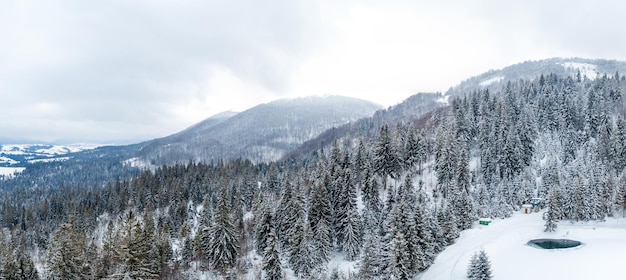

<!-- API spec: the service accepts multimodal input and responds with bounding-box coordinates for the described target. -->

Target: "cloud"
[1,0,625,143]
[0,0,336,143]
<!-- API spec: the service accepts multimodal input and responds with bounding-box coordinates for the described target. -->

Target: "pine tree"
[358,209,384,279]
[339,169,362,261]
[544,204,558,232]
[311,216,332,264]
[254,199,274,253]
[46,220,86,280]
[388,232,411,280]
[276,180,303,251]
[206,185,240,275]
[342,209,362,261]
[289,217,317,277]
[361,168,381,212]
[110,210,158,280]
[6,235,40,280]
[261,229,282,280]
[154,228,173,276]
[439,205,459,244]
[309,181,331,240]
[467,250,493,280]
[374,124,401,181]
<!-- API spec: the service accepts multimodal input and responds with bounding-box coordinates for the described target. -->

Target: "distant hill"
[288,58,626,160]
[446,58,626,97]
[0,144,101,167]
[133,95,382,165]
[286,92,447,159]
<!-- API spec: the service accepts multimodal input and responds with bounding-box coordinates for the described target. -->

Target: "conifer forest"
[1,71,626,279]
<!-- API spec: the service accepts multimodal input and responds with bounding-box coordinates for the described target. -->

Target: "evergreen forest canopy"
[1,69,626,279]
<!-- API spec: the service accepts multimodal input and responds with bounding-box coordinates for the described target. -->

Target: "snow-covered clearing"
[0,167,25,178]
[479,76,504,87]
[560,62,598,79]
[420,212,626,280]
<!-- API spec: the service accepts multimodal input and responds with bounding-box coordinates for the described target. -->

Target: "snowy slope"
[420,212,626,280]
[0,144,101,166]
[0,167,25,178]
[560,62,598,79]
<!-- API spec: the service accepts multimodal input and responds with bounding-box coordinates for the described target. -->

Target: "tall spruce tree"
[388,232,411,280]
[110,210,158,280]
[206,185,239,275]
[46,219,86,280]
[262,229,282,280]
[374,124,401,183]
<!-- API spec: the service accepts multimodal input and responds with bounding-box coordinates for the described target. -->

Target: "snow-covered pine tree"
[342,209,362,261]
[46,219,86,280]
[289,217,317,277]
[311,215,332,264]
[5,234,40,280]
[388,232,411,280]
[254,199,274,253]
[467,250,493,280]
[373,124,401,183]
[309,180,331,242]
[616,170,626,216]
[261,228,282,280]
[361,168,381,213]
[276,179,303,251]
[110,210,159,280]
[358,209,385,279]
[339,168,362,261]
[206,185,240,275]
[154,227,173,276]
[544,205,558,232]
[439,204,459,244]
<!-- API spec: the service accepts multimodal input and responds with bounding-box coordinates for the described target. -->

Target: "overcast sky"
[1,0,625,144]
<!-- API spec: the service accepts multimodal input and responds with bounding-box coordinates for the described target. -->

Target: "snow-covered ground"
[479,76,504,87]
[420,212,626,279]
[560,62,598,79]
[0,167,25,178]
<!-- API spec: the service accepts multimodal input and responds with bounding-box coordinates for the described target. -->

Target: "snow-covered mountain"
[134,95,382,165]
[0,144,101,166]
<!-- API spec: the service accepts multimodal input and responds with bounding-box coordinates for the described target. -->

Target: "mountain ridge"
[133,95,383,165]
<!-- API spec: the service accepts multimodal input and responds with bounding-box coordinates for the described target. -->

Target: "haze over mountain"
[133,95,382,165]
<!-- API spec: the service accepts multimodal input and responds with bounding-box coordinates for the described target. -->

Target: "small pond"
[528,238,582,249]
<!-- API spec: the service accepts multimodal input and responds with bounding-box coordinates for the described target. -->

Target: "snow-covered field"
[560,62,598,79]
[479,76,504,87]
[0,167,25,177]
[420,212,626,279]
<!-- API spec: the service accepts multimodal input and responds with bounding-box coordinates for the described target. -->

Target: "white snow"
[0,156,18,165]
[123,157,154,169]
[0,143,101,155]
[436,95,450,105]
[0,167,25,178]
[479,76,504,87]
[420,212,626,280]
[27,157,70,164]
[327,252,358,277]
[560,62,598,79]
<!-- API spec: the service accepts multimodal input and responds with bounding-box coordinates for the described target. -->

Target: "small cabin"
[522,204,533,214]
[531,197,544,212]
[479,218,492,225]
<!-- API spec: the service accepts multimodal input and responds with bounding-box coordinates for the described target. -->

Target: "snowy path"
[419,212,626,280]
